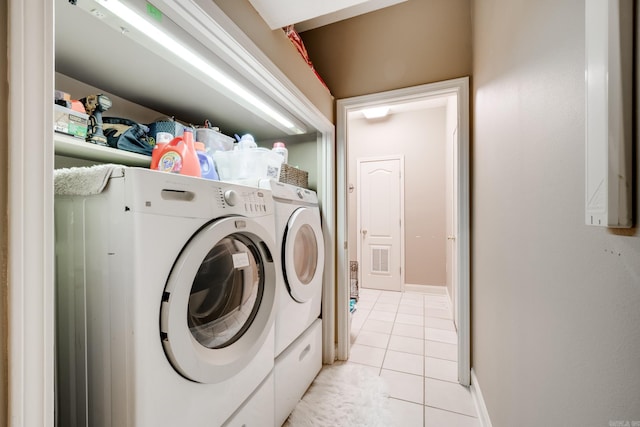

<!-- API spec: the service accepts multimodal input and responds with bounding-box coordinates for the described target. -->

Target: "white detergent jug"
[272,141,288,164]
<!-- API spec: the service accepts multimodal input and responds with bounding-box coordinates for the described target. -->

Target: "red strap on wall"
[284,25,330,92]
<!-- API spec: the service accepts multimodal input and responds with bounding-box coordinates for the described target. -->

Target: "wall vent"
[371,246,390,274]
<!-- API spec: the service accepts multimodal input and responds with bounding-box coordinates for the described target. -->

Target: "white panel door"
[357,157,403,291]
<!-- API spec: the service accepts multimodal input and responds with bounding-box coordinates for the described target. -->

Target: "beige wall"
[348,108,446,287]
[0,0,7,423]
[300,0,472,99]
[285,138,320,191]
[212,0,334,122]
[472,0,640,425]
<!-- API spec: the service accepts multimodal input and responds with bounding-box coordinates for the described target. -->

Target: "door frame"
[356,155,405,293]
[336,77,470,386]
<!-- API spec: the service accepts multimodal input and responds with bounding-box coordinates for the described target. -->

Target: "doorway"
[357,156,404,292]
[336,77,470,386]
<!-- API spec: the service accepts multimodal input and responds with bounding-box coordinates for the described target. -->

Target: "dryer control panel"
[262,179,319,206]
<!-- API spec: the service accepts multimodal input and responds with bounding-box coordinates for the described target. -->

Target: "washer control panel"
[222,187,271,215]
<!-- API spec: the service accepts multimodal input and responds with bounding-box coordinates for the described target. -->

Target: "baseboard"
[403,283,447,294]
[444,286,454,319]
[445,285,452,303]
[470,368,493,427]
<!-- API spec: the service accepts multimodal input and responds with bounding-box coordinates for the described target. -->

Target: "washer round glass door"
[160,216,276,384]
[283,207,325,303]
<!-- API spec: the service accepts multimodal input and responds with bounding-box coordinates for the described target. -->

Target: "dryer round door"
[283,207,325,303]
[160,216,276,384]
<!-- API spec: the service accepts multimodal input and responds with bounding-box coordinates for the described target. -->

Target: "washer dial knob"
[224,190,239,206]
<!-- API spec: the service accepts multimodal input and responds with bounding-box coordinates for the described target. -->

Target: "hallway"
[349,289,479,426]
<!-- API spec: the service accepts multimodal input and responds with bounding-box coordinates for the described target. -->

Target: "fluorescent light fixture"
[94,0,306,134]
[361,106,390,119]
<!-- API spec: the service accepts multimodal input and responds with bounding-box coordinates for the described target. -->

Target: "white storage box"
[54,104,89,139]
[274,319,322,427]
[224,373,274,426]
[214,148,283,186]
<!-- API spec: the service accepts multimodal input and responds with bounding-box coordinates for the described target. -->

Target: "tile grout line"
[359,289,477,426]
[424,403,480,420]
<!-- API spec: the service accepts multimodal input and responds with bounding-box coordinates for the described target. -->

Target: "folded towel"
[54,164,124,196]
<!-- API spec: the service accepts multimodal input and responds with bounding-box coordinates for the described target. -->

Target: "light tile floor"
[348,288,479,427]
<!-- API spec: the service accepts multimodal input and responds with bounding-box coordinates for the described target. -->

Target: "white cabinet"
[585,0,633,228]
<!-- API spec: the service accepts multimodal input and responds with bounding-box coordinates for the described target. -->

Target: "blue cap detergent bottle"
[195,142,219,180]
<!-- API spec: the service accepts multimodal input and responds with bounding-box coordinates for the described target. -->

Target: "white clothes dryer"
[259,180,325,356]
[258,180,324,425]
[55,167,278,427]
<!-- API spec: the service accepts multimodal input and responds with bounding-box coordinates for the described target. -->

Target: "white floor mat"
[284,363,391,427]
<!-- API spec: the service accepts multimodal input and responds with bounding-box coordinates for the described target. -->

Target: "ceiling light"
[362,106,390,119]
[94,0,306,135]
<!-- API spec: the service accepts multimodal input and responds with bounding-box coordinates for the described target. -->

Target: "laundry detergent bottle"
[272,141,288,164]
[154,128,201,177]
[150,132,173,170]
[195,141,219,180]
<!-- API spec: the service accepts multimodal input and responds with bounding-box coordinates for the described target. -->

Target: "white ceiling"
[247,0,407,31]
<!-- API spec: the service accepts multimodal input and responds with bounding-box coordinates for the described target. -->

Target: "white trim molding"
[456,77,471,387]
[471,368,494,427]
[8,0,55,426]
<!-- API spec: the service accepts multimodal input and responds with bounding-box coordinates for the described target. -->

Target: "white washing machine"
[259,180,324,426]
[55,167,278,427]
